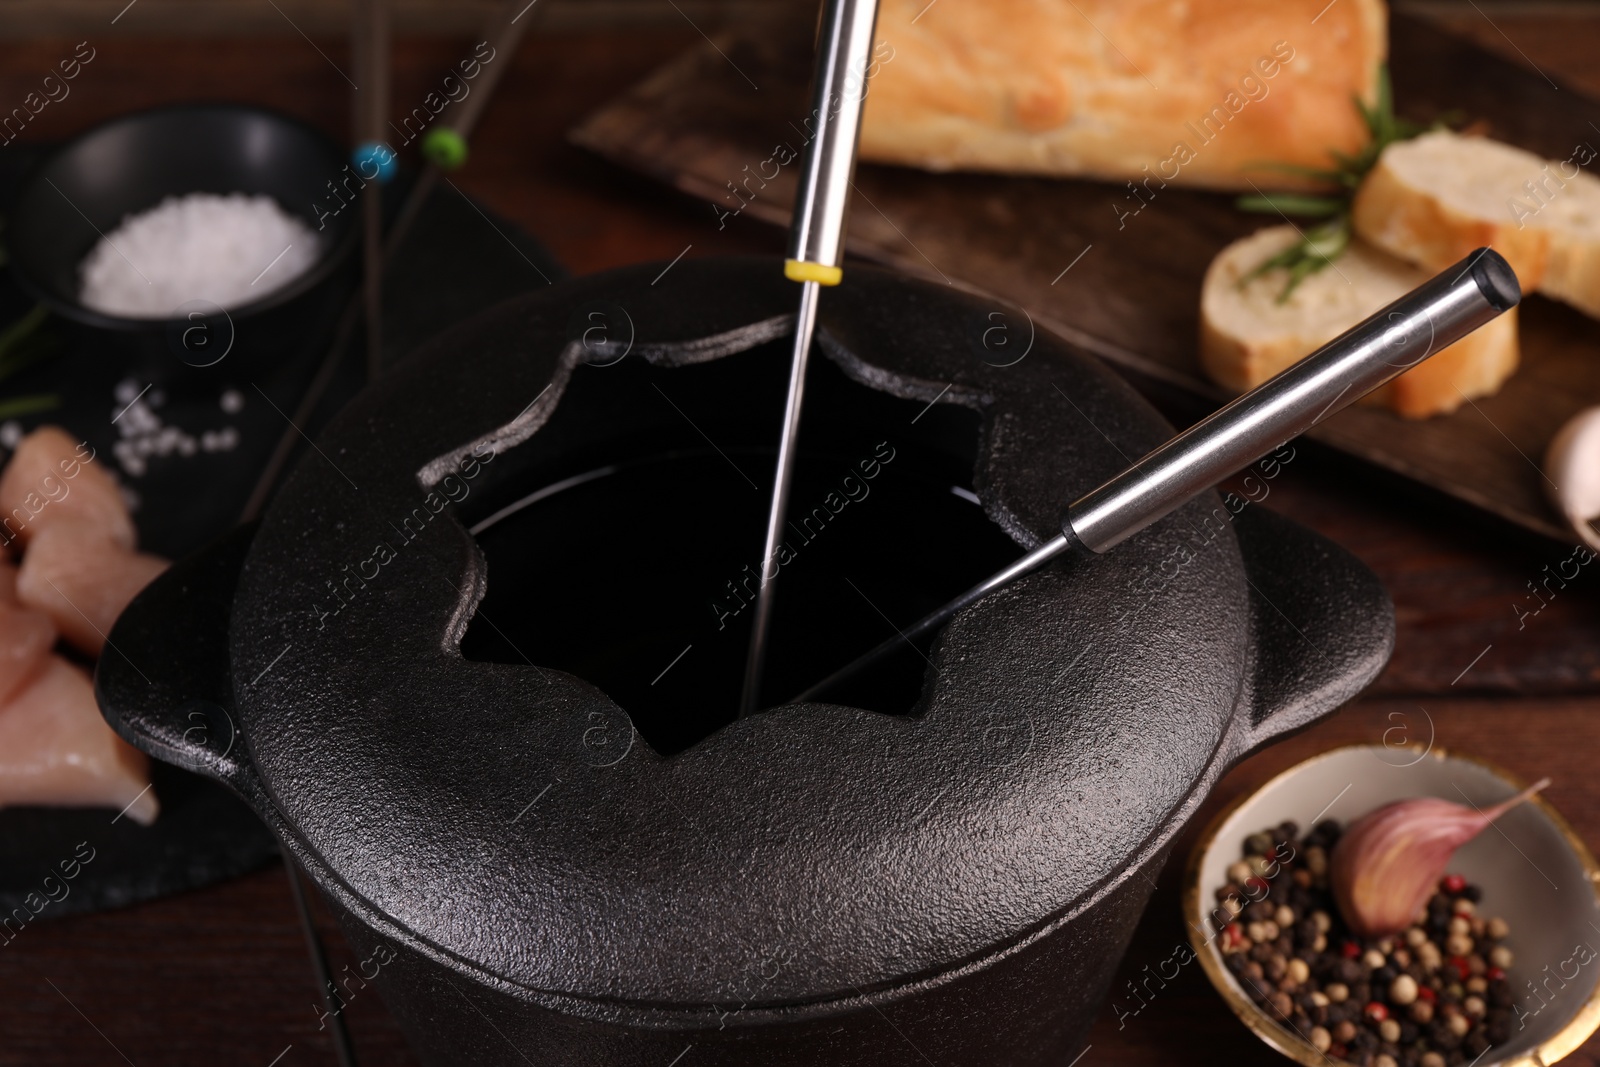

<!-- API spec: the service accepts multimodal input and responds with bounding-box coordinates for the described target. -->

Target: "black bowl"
[8,102,358,330]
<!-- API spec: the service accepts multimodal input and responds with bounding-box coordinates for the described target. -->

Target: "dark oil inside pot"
[457,338,1020,755]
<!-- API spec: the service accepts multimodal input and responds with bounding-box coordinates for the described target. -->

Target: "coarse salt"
[79,192,319,318]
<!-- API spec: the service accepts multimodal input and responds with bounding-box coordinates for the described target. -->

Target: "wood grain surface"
[0,12,1598,1067]
[570,9,1600,545]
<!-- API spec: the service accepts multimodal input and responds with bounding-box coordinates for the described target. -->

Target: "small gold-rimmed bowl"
[1184,744,1600,1067]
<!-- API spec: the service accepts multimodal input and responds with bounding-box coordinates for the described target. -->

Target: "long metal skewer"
[356,0,391,383]
[263,5,543,1063]
[239,0,543,524]
[790,249,1522,704]
[740,0,883,716]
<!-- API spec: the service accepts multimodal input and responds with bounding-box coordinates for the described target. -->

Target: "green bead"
[422,127,468,170]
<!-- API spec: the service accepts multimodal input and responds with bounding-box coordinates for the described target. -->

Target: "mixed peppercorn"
[1213,819,1515,1067]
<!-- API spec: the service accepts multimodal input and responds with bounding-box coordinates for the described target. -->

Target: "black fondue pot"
[98,257,1393,1065]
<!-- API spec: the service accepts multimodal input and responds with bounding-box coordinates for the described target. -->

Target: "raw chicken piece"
[0,429,162,824]
[0,655,157,824]
[0,559,56,704]
[16,520,167,656]
[0,426,134,550]
[0,558,24,601]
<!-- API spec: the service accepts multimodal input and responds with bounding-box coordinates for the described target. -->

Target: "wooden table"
[2,10,1599,1065]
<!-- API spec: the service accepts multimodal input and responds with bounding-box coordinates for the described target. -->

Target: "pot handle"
[1227,504,1395,760]
[95,525,265,798]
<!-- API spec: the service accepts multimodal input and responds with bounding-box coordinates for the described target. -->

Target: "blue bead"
[352,141,397,184]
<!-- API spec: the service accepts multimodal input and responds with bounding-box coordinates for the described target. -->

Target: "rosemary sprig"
[0,394,58,421]
[1236,215,1351,297]
[0,304,61,421]
[1236,67,1438,303]
[1236,193,1345,217]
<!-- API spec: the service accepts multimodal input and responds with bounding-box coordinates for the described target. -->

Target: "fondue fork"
[354,0,391,383]
[791,249,1521,703]
[741,0,884,715]
[240,0,543,523]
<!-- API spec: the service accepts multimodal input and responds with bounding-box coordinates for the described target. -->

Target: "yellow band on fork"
[783,259,843,286]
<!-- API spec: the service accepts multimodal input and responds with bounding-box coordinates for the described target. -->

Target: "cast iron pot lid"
[155,258,1388,1008]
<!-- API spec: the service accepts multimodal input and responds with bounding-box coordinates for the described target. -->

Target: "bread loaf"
[859,0,1386,191]
[1200,226,1519,419]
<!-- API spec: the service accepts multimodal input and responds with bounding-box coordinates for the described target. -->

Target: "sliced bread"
[1355,129,1600,317]
[1200,225,1519,419]
[1352,130,1554,290]
[1536,165,1600,318]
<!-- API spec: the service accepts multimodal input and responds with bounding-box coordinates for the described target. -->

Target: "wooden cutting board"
[571,10,1600,544]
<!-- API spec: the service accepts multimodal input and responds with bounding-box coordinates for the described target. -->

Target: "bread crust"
[1367,310,1518,418]
[860,0,1385,191]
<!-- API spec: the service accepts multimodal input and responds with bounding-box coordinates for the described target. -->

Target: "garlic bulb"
[1330,779,1550,938]
[1546,408,1600,552]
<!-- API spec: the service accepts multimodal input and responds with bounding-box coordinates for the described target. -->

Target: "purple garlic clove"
[1330,778,1550,938]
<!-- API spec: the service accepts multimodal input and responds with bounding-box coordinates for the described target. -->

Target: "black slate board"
[0,145,564,919]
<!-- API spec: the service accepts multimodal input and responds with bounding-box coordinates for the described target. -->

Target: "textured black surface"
[101,258,1394,1065]
[0,133,563,918]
